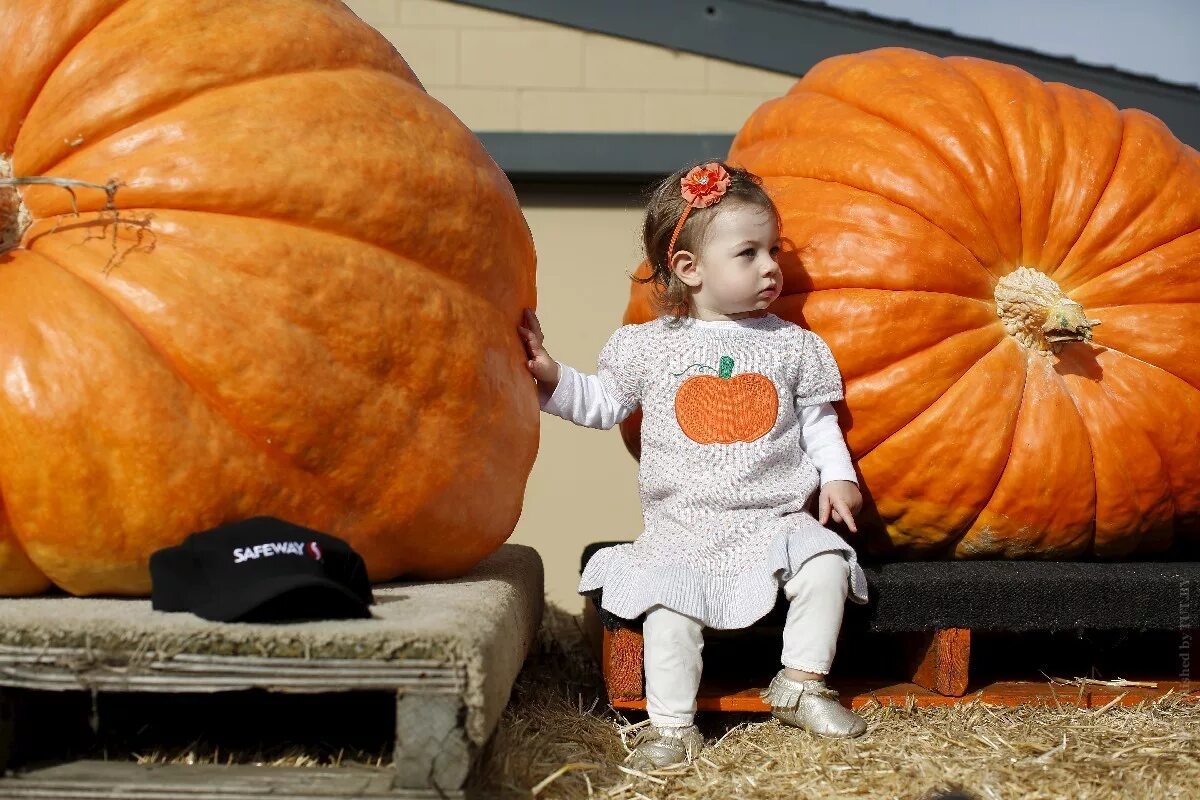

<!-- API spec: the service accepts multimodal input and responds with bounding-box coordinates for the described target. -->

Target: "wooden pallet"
[0,646,474,795]
[0,761,445,799]
[0,544,544,799]
[584,598,1200,710]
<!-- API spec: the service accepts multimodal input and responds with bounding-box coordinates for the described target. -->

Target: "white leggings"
[642,551,850,728]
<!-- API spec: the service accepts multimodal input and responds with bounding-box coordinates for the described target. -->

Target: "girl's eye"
[740,249,754,258]
[770,246,781,256]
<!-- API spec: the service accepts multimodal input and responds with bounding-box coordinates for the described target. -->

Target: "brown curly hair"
[629,159,779,325]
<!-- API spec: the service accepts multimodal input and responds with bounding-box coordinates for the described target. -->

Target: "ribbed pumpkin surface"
[623,47,1200,560]
[0,0,537,595]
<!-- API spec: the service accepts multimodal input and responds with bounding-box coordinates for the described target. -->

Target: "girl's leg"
[780,551,850,677]
[762,552,866,737]
[641,604,704,728]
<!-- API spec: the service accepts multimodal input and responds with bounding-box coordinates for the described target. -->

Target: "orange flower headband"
[666,162,731,263]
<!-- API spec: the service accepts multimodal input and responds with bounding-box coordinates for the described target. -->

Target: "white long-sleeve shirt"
[539,361,858,487]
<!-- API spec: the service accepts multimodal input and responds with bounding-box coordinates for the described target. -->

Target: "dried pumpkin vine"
[0,162,156,275]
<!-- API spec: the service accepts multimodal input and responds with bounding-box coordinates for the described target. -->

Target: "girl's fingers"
[835,501,858,533]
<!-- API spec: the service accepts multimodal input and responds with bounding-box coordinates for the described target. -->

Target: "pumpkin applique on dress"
[673,355,779,445]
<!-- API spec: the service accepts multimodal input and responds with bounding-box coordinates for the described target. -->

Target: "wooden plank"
[0,671,465,694]
[601,628,643,702]
[0,760,463,799]
[0,647,451,670]
[589,598,644,702]
[907,628,971,697]
[0,646,468,694]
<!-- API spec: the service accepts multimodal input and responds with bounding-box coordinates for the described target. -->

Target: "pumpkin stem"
[0,156,33,255]
[718,355,734,379]
[994,266,1102,356]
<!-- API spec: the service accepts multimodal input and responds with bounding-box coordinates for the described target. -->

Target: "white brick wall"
[342,0,799,132]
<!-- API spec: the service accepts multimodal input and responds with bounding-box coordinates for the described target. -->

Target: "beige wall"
[340,0,798,609]
[343,0,798,132]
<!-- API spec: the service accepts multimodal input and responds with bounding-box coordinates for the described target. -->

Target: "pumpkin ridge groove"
[1102,341,1200,399]
[748,171,994,282]
[852,333,1007,461]
[30,65,412,178]
[1052,364,1100,554]
[1058,141,1190,293]
[1049,111,1128,283]
[30,246,348,502]
[945,57,1060,266]
[1094,302,1200,311]
[1089,299,1200,311]
[842,321,1003,388]
[1103,377,1180,543]
[802,286,997,304]
[944,351,1030,556]
[1054,363,1103,556]
[772,178,996,290]
[1071,225,1200,298]
[28,206,497,314]
[840,319,1008,383]
[799,85,1014,272]
[942,58,1027,233]
[1089,381,1161,553]
[1060,167,1190,293]
[15,0,133,149]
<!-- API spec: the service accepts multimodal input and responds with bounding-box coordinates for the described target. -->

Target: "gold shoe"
[759,670,867,738]
[624,723,705,771]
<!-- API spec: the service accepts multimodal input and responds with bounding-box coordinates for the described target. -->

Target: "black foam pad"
[580,541,1200,634]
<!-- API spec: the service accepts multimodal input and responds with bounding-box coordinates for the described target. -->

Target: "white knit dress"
[543,312,869,630]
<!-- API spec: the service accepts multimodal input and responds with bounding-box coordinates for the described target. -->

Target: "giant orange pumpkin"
[0,0,538,595]
[623,47,1200,560]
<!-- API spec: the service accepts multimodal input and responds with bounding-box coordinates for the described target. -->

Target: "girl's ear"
[671,249,701,288]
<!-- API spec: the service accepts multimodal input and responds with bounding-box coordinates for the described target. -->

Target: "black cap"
[150,517,374,623]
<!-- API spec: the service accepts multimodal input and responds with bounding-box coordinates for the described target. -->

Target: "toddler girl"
[517,160,870,770]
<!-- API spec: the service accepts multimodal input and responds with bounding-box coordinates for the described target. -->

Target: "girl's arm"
[798,402,857,486]
[539,361,637,429]
[520,309,641,430]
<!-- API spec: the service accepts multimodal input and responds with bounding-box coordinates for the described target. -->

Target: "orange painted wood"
[586,598,1200,712]
[907,628,971,697]
[608,679,1200,711]
[601,627,644,701]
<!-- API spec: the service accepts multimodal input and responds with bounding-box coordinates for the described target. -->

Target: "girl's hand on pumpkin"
[518,308,560,385]
[818,480,862,534]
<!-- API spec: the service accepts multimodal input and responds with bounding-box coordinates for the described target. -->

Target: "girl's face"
[671,201,783,321]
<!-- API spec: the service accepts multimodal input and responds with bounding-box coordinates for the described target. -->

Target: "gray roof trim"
[455,0,1200,151]
[479,132,733,184]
